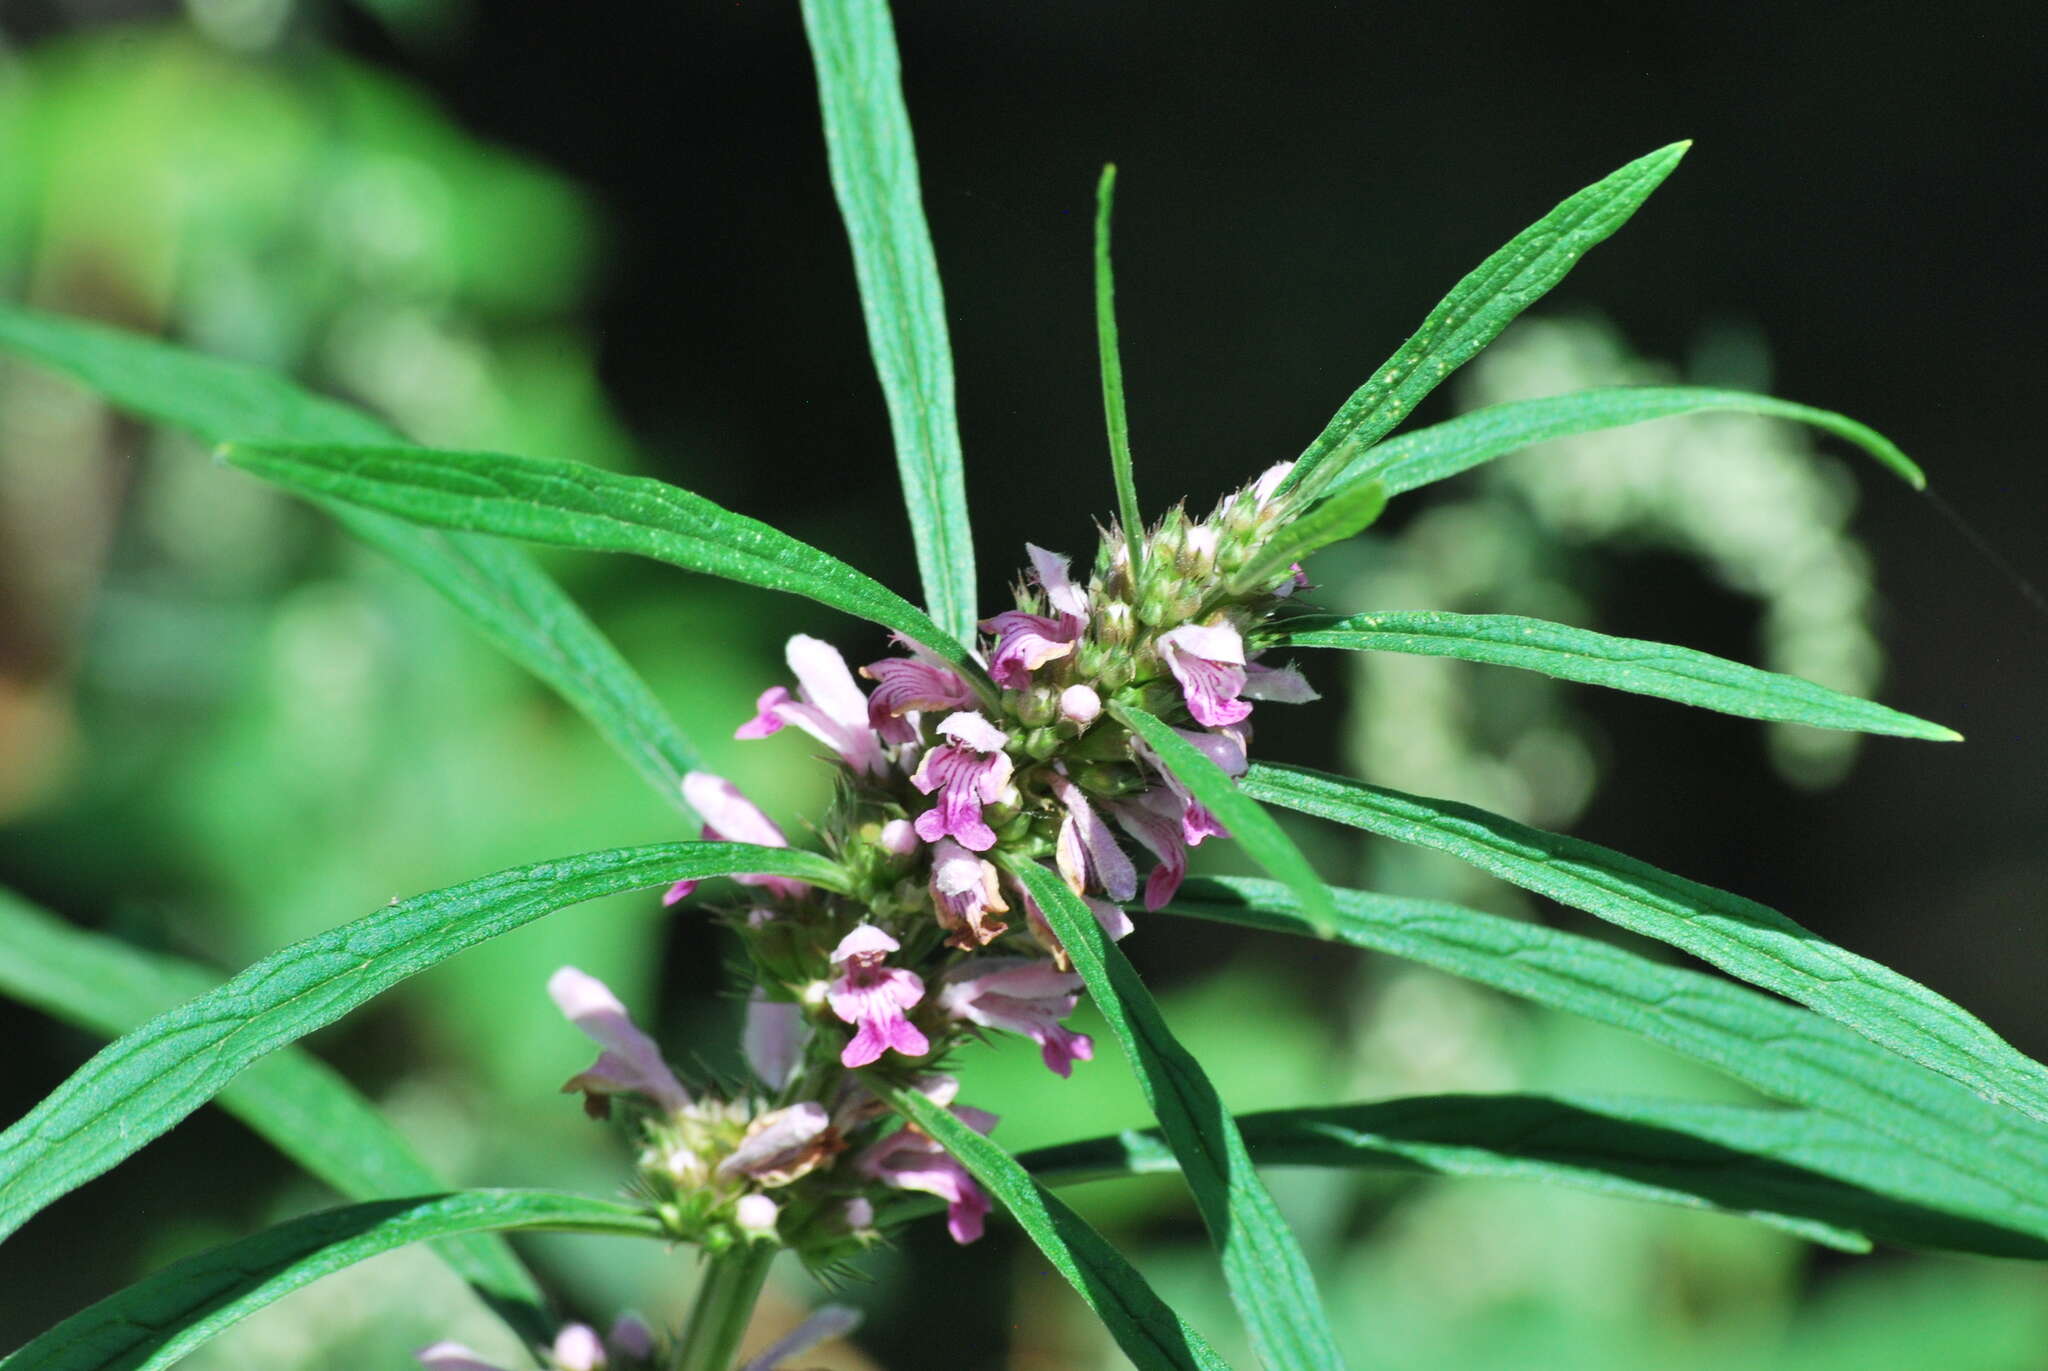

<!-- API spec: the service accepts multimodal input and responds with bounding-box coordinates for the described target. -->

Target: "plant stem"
[673,1245,775,1371]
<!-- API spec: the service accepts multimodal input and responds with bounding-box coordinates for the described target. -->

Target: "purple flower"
[939,958,1095,1077]
[981,610,1080,690]
[857,1103,998,1244]
[1136,726,1246,846]
[930,838,1010,948]
[1027,542,1091,619]
[1157,622,1253,727]
[1050,772,1137,903]
[717,1102,838,1186]
[1109,790,1189,911]
[827,924,930,1068]
[860,656,977,743]
[735,635,885,776]
[664,771,811,906]
[910,711,1013,851]
[743,992,807,1089]
[548,966,691,1116]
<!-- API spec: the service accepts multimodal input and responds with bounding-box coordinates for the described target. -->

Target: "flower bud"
[1058,684,1101,725]
[1017,684,1060,727]
[551,1325,608,1371]
[1023,726,1061,761]
[609,1315,655,1362]
[735,1193,780,1239]
[877,818,919,856]
[1178,524,1218,579]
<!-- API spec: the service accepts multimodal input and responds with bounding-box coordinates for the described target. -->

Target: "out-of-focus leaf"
[0,1190,660,1371]
[1274,611,1958,740]
[1241,764,2048,1129]
[0,303,702,809]
[1333,385,1925,497]
[1009,862,1345,1370]
[0,889,546,1338]
[0,842,843,1244]
[800,0,979,643]
[876,1081,1234,1371]
[225,440,984,678]
[1283,142,1689,497]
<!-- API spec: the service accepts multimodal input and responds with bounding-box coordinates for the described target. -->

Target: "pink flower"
[416,1344,511,1371]
[1136,726,1246,845]
[552,1325,608,1371]
[860,655,977,743]
[718,1102,838,1186]
[1157,622,1252,727]
[735,635,885,776]
[1012,863,1135,961]
[939,958,1095,1078]
[857,1103,998,1244]
[981,610,1080,690]
[743,992,807,1089]
[1050,772,1136,902]
[1027,543,1091,619]
[828,925,929,1068]
[1252,461,1294,508]
[664,771,812,906]
[1109,790,1189,910]
[1243,661,1319,703]
[910,712,1013,852]
[930,838,1010,948]
[548,966,691,1116]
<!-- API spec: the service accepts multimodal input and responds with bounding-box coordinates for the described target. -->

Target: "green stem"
[673,1245,775,1371]
[1094,163,1143,573]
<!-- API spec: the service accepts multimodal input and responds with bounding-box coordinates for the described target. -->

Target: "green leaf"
[1095,163,1144,559]
[1334,384,1925,498]
[0,842,842,1245]
[1283,142,1690,498]
[224,440,985,680]
[0,1190,660,1371]
[1162,876,2048,1249]
[800,0,979,644]
[1273,611,1958,740]
[1113,703,1338,937]
[1232,479,1386,592]
[1241,763,2048,1130]
[876,1081,1233,1371]
[0,303,703,811]
[0,890,547,1339]
[1007,862,1345,1371]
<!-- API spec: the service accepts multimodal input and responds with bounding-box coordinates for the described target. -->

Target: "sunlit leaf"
[1008,862,1345,1371]
[876,1081,1233,1371]
[800,0,979,643]
[0,842,843,1244]
[1274,611,1958,740]
[1284,142,1690,497]
[0,1190,660,1371]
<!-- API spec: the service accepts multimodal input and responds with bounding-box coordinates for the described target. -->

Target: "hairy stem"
[673,1245,776,1371]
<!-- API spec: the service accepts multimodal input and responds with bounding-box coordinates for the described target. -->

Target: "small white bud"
[735,1192,780,1238]
[878,818,919,855]
[1058,684,1102,725]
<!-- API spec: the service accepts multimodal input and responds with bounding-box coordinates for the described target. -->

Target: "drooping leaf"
[224,440,984,678]
[1331,384,1925,498]
[1273,611,1958,740]
[0,1190,660,1371]
[876,1081,1233,1371]
[0,842,843,1244]
[1242,763,2048,1129]
[1114,703,1337,937]
[1094,163,1144,559]
[0,890,546,1338]
[800,0,979,643]
[0,303,702,810]
[1008,861,1345,1371]
[1283,142,1690,497]
[1162,876,2048,1247]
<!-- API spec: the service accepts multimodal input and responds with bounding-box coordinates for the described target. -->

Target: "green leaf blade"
[1286,142,1691,496]
[1276,611,1958,740]
[0,842,842,1245]
[800,0,978,644]
[0,1190,660,1371]
[1095,163,1143,554]
[1114,703,1338,937]
[225,440,984,679]
[877,1082,1233,1371]
[1009,862,1345,1371]
[1241,764,2048,1129]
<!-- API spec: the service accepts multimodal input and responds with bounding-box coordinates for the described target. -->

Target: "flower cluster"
[546,461,1319,1261]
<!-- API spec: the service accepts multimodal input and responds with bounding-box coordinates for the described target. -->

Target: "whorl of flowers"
[542,462,1319,1260]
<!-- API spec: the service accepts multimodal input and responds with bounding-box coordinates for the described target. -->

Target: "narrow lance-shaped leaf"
[875,1081,1234,1371]
[1331,384,1925,499]
[1095,163,1144,564]
[1008,861,1346,1371]
[1273,611,1958,740]
[1114,702,1338,937]
[800,0,979,644]
[0,303,703,811]
[1013,1093,2048,1260]
[1283,141,1691,497]
[225,440,986,682]
[1242,763,2048,1129]
[1162,876,2048,1250]
[0,1190,663,1371]
[0,841,844,1244]
[0,890,548,1340]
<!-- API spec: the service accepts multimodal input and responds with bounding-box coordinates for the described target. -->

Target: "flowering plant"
[1,1,2040,1369]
